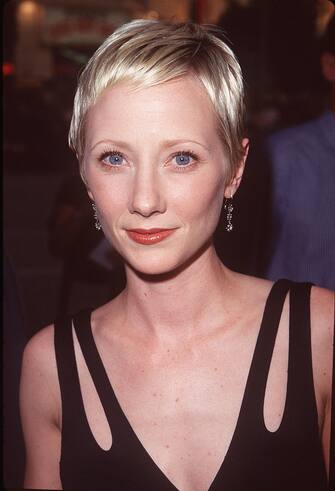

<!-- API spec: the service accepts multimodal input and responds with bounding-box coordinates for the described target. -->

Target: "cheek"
[173,172,225,226]
[86,169,128,212]
[98,190,128,226]
[198,184,225,228]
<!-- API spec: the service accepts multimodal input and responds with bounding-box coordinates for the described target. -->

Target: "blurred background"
[3,0,335,336]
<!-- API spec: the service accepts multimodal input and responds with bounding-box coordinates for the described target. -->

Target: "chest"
[69,320,303,491]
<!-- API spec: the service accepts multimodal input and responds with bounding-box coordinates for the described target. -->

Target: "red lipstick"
[126,228,177,245]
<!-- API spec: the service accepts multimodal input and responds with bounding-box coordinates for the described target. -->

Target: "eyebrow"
[89,138,211,153]
[89,140,132,153]
[162,139,211,152]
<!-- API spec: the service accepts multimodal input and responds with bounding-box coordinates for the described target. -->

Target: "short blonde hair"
[69,19,246,181]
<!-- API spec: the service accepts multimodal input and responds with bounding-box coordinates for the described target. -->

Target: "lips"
[126,228,177,245]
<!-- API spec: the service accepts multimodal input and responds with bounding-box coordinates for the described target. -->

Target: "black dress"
[54,280,329,490]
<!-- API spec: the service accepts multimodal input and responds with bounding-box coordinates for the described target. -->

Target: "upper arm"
[310,286,334,477]
[20,325,63,490]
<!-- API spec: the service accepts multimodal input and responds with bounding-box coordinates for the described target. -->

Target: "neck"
[120,243,234,342]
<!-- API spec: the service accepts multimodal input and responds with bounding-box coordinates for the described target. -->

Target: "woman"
[20,20,334,491]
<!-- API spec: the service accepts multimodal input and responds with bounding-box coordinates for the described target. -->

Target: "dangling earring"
[92,203,102,230]
[224,196,233,232]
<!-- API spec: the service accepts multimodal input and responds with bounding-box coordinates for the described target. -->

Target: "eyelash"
[98,149,125,169]
[171,150,199,171]
[97,148,199,171]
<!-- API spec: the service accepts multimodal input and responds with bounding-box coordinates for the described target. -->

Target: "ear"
[321,52,335,83]
[79,161,94,201]
[87,188,94,201]
[224,138,249,198]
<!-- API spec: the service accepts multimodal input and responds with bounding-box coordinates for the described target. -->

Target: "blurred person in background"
[20,20,334,491]
[263,14,335,290]
[215,0,322,279]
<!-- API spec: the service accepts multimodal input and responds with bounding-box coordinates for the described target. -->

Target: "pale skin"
[20,74,334,491]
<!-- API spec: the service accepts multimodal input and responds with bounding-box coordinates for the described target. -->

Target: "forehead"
[85,75,220,150]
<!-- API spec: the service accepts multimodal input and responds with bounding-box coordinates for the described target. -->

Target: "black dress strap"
[286,282,317,413]
[239,278,291,425]
[54,314,89,441]
[73,309,135,443]
[212,280,328,491]
[72,309,179,490]
[286,282,328,488]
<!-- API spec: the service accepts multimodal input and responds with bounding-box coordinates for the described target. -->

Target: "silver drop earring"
[92,203,102,230]
[224,196,234,232]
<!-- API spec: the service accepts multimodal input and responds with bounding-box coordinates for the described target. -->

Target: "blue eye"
[175,153,191,166]
[106,152,123,165]
[100,151,124,166]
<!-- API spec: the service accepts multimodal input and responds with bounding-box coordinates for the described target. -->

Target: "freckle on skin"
[165,444,170,449]
[175,398,179,402]
[214,367,218,371]
[153,392,157,397]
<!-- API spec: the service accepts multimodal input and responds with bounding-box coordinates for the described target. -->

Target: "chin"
[125,251,183,277]
[123,239,213,280]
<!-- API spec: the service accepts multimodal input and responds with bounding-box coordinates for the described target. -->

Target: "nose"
[129,165,166,217]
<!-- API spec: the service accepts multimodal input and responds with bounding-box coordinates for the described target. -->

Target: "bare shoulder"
[310,286,334,400]
[310,286,334,348]
[20,324,63,489]
[23,323,57,372]
[21,323,61,424]
[310,285,334,321]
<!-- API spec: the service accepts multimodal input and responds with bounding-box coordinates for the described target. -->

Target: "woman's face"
[84,74,242,275]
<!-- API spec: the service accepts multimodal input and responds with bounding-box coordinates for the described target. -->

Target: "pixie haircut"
[69,19,246,181]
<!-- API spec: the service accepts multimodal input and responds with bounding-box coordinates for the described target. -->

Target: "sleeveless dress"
[54,279,329,490]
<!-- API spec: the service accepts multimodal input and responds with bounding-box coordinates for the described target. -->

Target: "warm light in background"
[17,0,44,33]
[316,0,335,35]
[3,62,15,76]
[18,1,39,20]
[146,10,160,20]
[147,0,189,22]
